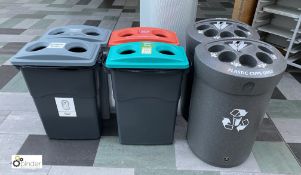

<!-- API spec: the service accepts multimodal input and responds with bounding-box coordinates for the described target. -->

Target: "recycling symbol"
[222,109,249,132]
[214,21,229,30]
[229,41,247,51]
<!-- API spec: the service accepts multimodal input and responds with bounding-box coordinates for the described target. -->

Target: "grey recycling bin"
[182,18,260,120]
[187,38,286,167]
[105,42,189,145]
[42,25,112,119]
[10,38,102,139]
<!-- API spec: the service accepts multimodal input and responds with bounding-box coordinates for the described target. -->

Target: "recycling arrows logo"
[222,109,250,132]
[214,21,229,30]
[229,41,247,51]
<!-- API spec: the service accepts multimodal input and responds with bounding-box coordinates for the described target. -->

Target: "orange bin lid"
[108,27,180,47]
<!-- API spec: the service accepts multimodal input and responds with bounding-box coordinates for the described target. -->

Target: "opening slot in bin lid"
[10,38,100,67]
[108,27,180,47]
[106,42,189,69]
[195,38,287,79]
[41,25,111,45]
[187,18,260,42]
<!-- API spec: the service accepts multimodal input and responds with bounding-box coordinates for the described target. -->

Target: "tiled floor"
[0,0,301,175]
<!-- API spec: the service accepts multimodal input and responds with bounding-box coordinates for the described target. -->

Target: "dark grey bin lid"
[195,38,286,79]
[40,25,111,46]
[194,38,287,95]
[10,38,100,67]
[187,18,260,42]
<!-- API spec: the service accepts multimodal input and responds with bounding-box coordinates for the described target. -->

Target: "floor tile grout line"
[266,112,287,142]
[286,143,301,167]
[266,112,301,167]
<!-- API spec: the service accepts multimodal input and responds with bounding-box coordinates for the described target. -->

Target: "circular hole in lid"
[220,31,234,38]
[68,47,87,53]
[120,50,135,54]
[85,32,100,36]
[49,29,65,35]
[120,33,133,37]
[204,29,218,37]
[258,45,273,54]
[237,25,249,32]
[234,30,248,38]
[30,46,47,52]
[239,54,257,67]
[159,50,175,55]
[52,31,64,35]
[197,25,210,31]
[218,51,236,62]
[256,52,273,64]
[154,33,167,37]
[208,45,225,52]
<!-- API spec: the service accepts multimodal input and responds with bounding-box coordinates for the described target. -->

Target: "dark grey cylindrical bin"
[182,18,260,120]
[10,38,102,139]
[106,42,189,145]
[41,25,112,119]
[187,38,286,167]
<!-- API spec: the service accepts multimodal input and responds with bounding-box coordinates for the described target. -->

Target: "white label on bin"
[48,43,66,49]
[55,97,77,117]
[141,42,152,54]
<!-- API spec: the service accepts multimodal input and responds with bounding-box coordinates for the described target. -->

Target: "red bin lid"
[108,27,180,47]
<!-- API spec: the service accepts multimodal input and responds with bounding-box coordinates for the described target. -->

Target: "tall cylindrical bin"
[187,38,286,167]
[140,0,198,46]
[182,18,260,120]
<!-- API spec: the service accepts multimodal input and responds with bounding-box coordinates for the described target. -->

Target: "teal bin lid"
[105,42,189,69]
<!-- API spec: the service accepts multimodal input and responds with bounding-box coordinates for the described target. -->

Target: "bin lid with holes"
[187,18,260,41]
[41,25,111,46]
[108,27,180,47]
[10,38,99,67]
[105,42,189,69]
[195,38,286,79]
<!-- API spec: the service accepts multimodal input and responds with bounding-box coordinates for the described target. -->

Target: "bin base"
[187,137,251,168]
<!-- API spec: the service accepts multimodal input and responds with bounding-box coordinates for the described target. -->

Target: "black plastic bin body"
[111,69,184,144]
[182,18,260,120]
[105,42,189,145]
[10,38,102,139]
[187,38,286,167]
[22,66,100,139]
[41,25,112,119]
